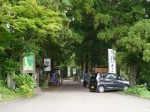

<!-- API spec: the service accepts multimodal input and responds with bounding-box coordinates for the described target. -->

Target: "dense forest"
[0,0,150,88]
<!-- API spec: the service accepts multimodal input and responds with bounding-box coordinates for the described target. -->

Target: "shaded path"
[0,79,150,112]
[48,79,88,92]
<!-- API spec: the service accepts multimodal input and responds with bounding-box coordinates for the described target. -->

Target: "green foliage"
[5,59,19,73]
[137,61,150,90]
[0,58,19,79]
[14,74,35,97]
[115,19,150,86]
[0,87,18,102]
[0,0,69,79]
[0,80,6,86]
[97,25,129,41]
[0,0,149,91]
[39,70,46,87]
[69,0,94,23]
[117,19,150,63]
[124,85,150,99]
[94,13,112,29]
[0,80,19,102]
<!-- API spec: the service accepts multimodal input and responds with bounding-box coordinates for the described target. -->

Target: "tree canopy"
[0,0,150,86]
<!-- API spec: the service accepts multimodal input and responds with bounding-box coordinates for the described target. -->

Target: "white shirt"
[96,73,101,82]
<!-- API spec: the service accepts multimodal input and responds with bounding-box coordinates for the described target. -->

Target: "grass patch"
[0,74,36,102]
[124,85,150,99]
[0,80,21,102]
[0,87,21,102]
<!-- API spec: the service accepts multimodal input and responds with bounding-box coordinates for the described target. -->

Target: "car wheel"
[90,89,95,92]
[98,86,104,93]
[123,85,129,91]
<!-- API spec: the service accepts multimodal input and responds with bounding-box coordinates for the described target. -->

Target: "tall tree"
[66,0,149,86]
[117,19,150,86]
[94,0,148,85]
[0,0,64,78]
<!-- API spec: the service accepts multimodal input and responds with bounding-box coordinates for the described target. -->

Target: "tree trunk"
[130,63,138,86]
[117,64,120,76]
[7,71,15,90]
[85,54,89,73]
[82,54,86,72]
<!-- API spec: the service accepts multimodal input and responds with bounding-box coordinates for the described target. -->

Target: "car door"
[114,76,126,90]
[103,74,115,90]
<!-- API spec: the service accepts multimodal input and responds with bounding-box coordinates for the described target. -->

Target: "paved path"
[0,80,150,112]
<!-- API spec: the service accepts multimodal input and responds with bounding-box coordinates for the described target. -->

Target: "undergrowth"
[124,85,150,99]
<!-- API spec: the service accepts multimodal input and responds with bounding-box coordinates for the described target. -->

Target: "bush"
[39,72,46,87]
[124,85,150,99]
[137,62,150,90]
[0,80,6,86]
[0,80,18,101]
[14,74,36,97]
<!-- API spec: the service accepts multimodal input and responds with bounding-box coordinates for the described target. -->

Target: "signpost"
[22,52,35,73]
[73,68,76,75]
[108,49,116,74]
[68,66,70,77]
[44,59,51,71]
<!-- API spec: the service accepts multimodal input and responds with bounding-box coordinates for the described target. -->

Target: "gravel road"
[0,80,150,112]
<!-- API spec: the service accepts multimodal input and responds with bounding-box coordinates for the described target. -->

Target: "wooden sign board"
[95,68,108,73]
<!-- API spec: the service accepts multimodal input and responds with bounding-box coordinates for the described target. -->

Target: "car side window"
[105,75,110,79]
[117,76,125,80]
[105,74,113,79]
[104,74,117,80]
[111,74,117,79]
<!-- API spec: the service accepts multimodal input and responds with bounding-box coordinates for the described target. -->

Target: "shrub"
[137,62,150,90]
[14,74,36,97]
[124,85,150,99]
[0,80,18,101]
[0,80,6,87]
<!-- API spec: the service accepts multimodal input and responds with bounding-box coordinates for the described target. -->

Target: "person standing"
[96,72,101,85]
[56,70,61,86]
[52,71,57,85]
[83,72,88,87]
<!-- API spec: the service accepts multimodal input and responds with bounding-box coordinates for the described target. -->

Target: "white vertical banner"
[73,68,76,75]
[68,66,70,76]
[44,59,51,71]
[108,49,116,74]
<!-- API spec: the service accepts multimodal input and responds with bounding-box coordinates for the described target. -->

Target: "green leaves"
[143,43,150,62]
[94,13,112,29]
[0,0,68,79]
[0,0,64,54]
[97,25,129,41]
[124,85,150,99]
[0,47,4,52]
[0,0,149,86]
[11,1,63,38]
[117,19,150,62]
[14,74,36,97]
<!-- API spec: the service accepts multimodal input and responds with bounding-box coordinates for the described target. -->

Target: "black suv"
[97,73,129,93]
[89,73,129,93]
